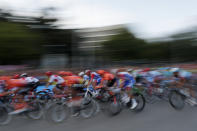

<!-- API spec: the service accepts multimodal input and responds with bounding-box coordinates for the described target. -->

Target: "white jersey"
[24,77,39,83]
[48,75,65,84]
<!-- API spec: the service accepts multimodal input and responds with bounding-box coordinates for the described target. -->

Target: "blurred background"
[1,0,197,71]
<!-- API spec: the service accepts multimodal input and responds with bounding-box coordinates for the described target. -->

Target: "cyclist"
[97,70,116,88]
[19,73,39,92]
[115,71,137,109]
[85,70,102,88]
[169,68,185,86]
[45,71,66,95]
[169,68,195,98]
[78,71,90,86]
[4,74,28,114]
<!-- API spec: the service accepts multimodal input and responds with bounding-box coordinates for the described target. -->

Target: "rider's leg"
[126,79,138,109]
[127,88,137,109]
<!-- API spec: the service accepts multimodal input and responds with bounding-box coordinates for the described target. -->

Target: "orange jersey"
[103,73,115,81]
[58,71,73,76]
[63,76,83,86]
[0,76,11,82]
[6,79,26,90]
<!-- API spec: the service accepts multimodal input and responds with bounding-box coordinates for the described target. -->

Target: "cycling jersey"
[91,72,101,80]
[0,76,11,81]
[90,72,102,85]
[145,71,162,83]
[7,79,26,88]
[117,72,135,89]
[101,72,116,87]
[22,77,39,83]
[58,71,73,76]
[103,73,115,81]
[63,76,84,86]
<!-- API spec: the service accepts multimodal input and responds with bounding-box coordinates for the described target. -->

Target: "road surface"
[2,101,197,131]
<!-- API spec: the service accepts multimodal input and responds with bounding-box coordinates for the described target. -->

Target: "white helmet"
[127,68,133,72]
[85,69,91,74]
[78,72,85,77]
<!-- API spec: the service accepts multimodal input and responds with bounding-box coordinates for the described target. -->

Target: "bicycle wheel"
[45,103,70,123]
[143,90,158,104]
[169,91,185,110]
[106,95,122,116]
[132,93,146,112]
[0,106,12,125]
[25,102,44,120]
[80,98,97,118]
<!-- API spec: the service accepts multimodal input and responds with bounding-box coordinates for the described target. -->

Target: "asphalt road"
[1,101,197,131]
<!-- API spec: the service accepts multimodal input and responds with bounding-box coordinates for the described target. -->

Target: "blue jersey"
[117,72,135,88]
[91,72,102,85]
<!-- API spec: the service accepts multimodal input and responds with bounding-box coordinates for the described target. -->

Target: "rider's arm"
[87,78,93,87]
[46,76,54,88]
[46,82,50,89]
[119,81,124,88]
[97,78,104,88]
[87,74,94,87]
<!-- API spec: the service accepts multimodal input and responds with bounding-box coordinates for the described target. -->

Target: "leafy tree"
[99,28,146,61]
[0,21,42,64]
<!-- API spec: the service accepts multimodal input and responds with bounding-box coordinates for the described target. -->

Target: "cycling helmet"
[13,74,20,79]
[127,68,133,73]
[78,72,85,77]
[20,73,28,77]
[85,69,91,75]
[45,71,52,76]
